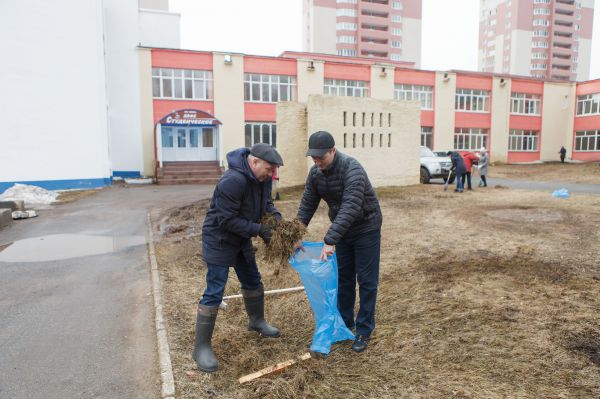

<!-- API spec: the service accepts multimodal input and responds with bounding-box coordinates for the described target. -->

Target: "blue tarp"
[552,188,570,198]
[288,241,355,355]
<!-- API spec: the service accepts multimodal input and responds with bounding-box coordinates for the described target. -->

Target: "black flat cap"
[306,131,335,157]
[250,143,284,166]
[446,151,453,156]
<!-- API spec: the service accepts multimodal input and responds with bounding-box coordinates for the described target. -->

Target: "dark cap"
[306,131,335,157]
[250,143,284,166]
[446,151,453,156]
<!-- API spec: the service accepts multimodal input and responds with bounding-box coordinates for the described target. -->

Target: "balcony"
[551,57,572,67]
[360,49,387,58]
[361,36,387,44]
[360,41,390,54]
[553,41,572,49]
[360,9,388,18]
[554,30,573,38]
[552,52,571,60]
[555,7,575,16]
[360,15,390,27]
[359,26,389,40]
[552,63,571,71]
[359,1,389,14]
[551,74,571,81]
[555,19,574,27]
[556,0,575,4]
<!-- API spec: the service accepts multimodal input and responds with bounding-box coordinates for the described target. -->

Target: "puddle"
[0,234,146,262]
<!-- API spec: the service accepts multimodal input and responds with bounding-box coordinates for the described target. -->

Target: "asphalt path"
[430,177,600,195]
[0,184,213,399]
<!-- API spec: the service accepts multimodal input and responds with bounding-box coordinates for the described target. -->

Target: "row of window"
[161,127,214,148]
[343,111,392,128]
[152,68,599,119]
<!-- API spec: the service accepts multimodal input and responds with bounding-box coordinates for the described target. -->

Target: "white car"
[420,146,453,184]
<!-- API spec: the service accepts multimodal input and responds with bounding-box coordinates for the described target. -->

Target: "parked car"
[420,146,453,184]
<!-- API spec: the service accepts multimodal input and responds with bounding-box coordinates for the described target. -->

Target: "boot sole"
[197,365,218,373]
[248,327,280,338]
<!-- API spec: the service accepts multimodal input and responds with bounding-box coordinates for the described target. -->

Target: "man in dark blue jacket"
[294,131,382,353]
[447,151,466,193]
[192,143,283,373]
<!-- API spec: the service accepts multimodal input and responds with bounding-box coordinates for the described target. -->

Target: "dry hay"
[154,186,600,398]
[485,206,565,223]
[257,214,307,273]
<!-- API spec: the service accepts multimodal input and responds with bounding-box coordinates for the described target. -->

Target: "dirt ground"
[154,181,600,398]
[491,161,600,184]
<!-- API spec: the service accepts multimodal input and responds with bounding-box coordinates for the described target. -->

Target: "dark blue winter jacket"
[202,148,281,266]
[450,152,467,175]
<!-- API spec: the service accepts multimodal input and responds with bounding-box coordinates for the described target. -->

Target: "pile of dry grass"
[258,214,307,273]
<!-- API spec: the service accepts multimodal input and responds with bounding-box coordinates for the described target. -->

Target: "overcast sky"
[169,0,600,80]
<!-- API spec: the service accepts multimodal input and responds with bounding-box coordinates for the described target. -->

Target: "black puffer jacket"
[297,151,382,245]
[202,148,280,266]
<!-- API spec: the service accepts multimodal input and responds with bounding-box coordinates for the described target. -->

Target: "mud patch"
[560,326,600,367]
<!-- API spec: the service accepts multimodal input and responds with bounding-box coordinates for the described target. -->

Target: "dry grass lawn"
[154,182,600,398]
[490,161,600,184]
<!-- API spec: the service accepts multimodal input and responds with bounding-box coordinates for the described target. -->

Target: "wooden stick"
[238,353,311,384]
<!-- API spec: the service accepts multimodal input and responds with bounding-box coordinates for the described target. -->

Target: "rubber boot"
[242,285,280,337]
[191,304,218,372]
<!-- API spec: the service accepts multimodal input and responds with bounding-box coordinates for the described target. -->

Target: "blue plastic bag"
[552,188,570,198]
[288,242,355,355]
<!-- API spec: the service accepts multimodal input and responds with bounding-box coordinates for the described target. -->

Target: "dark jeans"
[480,175,487,186]
[335,229,381,338]
[455,172,464,191]
[560,156,565,163]
[461,172,472,189]
[200,253,262,307]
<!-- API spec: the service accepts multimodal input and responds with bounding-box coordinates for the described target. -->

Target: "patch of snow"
[0,184,59,206]
[124,178,153,185]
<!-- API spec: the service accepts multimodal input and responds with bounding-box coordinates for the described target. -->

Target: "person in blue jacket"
[447,151,467,193]
[192,143,283,373]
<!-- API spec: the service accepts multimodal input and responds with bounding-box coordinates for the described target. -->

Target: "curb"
[146,213,176,399]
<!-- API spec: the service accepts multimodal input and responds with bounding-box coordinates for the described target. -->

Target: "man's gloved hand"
[273,213,282,227]
[258,224,273,245]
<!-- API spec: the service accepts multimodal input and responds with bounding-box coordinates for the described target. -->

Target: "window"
[391,28,402,36]
[576,93,600,115]
[533,19,550,26]
[152,68,213,100]
[534,0,550,3]
[161,127,174,148]
[336,0,357,3]
[337,49,357,56]
[511,93,541,115]
[532,41,548,48]
[202,127,214,147]
[509,130,539,151]
[533,30,549,37]
[575,130,600,151]
[337,35,356,43]
[390,54,402,61]
[336,22,357,30]
[533,8,551,15]
[532,52,548,59]
[244,74,296,103]
[421,126,433,148]
[391,15,402,23]
[392,1,402,10]
[454,128,489,150]
[244,123,277,147]
[455,89,490,112]
[391,40,402,48]
[324,79,368,97]
[531,63,547,70]
[395,84,433,109]
[336,8,356,17]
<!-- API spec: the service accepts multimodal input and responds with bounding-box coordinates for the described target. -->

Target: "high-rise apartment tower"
[478,0,595,81]
[303,0,422,66]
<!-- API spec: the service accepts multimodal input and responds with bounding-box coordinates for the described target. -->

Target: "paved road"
[0,184,213,399]
[431,177,600,195]
[489,177,600,195]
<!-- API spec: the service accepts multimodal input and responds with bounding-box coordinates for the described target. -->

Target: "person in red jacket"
[461,152,479,191]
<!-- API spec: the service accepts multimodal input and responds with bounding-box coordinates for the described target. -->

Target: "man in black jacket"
[192,143,283,373]
[294,131,382,353]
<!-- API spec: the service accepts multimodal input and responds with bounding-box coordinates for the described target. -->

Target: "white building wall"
[577,39,593,81]
[402,18,422,68]
[0,0,111,188]
[308,4,337,54]
[138,9,181,48]
[510,30,533,76]
[103,0,144,176]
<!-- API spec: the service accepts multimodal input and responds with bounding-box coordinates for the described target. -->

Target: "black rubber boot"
[242,285,280,337]
[191,304,218,372]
